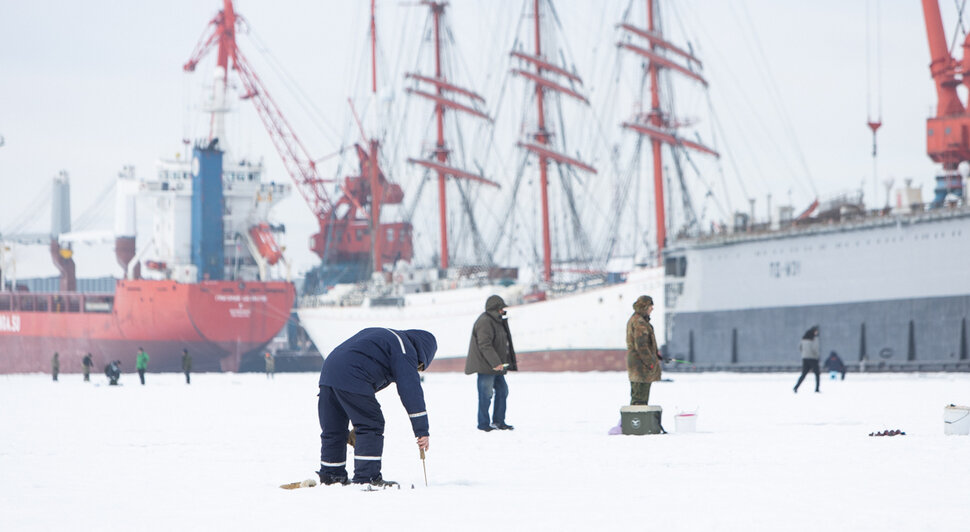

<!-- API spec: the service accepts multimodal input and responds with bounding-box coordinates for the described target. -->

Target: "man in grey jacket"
[793,325,821,393]
[465,295,518,431]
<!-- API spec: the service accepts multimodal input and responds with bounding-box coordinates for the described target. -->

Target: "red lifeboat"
[249,223,283,265]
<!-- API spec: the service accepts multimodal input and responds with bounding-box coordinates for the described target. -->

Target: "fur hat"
[633,295,654,312]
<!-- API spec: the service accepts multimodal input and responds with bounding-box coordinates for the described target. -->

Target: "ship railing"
[0,292,114,314]
[664,360,970,373]
[688,200,970,245]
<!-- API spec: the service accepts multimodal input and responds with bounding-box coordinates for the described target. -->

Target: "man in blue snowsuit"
[317,328,437,488]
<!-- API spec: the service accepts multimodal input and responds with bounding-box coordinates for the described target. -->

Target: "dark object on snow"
[356,475,400,490]
[620,405,665,435]
[868,429,906,437]
[104,360,121,385]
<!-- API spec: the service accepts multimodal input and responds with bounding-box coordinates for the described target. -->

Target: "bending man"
[317,328,437,488]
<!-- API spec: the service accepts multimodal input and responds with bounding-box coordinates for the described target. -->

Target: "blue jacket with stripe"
[319,328,437,436]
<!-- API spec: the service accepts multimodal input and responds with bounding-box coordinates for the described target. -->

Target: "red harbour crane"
[183,0,412,273]
[921,0,970,200]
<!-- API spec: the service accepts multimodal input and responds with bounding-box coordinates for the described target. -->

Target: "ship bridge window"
[664,256,687,277]
[0,294,10,311]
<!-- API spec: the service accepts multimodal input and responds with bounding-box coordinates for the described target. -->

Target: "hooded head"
[403,329,437,371]
[633,295,654,314]
[485,295,507,312]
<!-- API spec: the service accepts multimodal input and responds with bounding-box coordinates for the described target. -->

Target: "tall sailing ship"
[296,0,668,370]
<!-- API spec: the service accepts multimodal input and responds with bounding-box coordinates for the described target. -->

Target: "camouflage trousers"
[630,382,652,405]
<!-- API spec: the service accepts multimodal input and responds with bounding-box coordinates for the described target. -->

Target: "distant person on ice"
[136,347,149,385]
[465,295,517,432]
[51,352,59,382]
[82,353,94,382]
[316,328,437,488]
[793,326,821,393]
[824,351,846,380]
[264,351,275,379]
[182,348,192,384]
[105,360,121,386]
[626,295,663,405]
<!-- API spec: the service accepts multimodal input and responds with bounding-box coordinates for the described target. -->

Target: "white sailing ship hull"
[298,267,664,371]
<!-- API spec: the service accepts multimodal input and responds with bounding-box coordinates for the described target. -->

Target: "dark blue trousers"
[477,374,508,430]
[318,386,385,483]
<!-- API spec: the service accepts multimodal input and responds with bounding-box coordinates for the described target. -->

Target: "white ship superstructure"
[121,156,290,282]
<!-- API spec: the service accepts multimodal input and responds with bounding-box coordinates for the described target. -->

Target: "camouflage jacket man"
[626,296,661,383]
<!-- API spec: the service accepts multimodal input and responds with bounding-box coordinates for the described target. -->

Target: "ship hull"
[665,293,970,365]
[0,279,295,374]
[297,267,664,371]
[663,208,970,365]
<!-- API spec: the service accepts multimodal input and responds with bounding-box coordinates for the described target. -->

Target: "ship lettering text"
[0,314,21,333]
[229,308,252,318]
[769,261,801,278]
[215,294,269,303]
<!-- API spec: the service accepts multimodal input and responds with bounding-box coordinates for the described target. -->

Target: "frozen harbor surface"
[1,371,968,531]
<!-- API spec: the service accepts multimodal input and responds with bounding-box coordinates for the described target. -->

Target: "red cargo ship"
[0,279,295,373]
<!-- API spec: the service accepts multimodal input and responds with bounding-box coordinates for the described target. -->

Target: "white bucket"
[674,412,697,433]
[944,405,970,436]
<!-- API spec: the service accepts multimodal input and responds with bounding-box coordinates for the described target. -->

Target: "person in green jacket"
[136,347,149,385]
[181,348,192,384]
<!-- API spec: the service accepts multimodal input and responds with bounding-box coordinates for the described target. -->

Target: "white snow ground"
[1,371,968,531]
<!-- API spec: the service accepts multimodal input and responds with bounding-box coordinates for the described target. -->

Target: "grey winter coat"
[799,338,820,360]
[465,309,518,375]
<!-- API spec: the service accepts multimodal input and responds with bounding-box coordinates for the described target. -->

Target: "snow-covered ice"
[1,370,968,531]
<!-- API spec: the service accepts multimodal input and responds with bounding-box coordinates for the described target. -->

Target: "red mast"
[406,1,496,271]
[513,0,596,283]
[647,2,665,264]
[619,0,718,262]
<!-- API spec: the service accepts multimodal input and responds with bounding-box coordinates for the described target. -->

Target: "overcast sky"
[0,0,952,277]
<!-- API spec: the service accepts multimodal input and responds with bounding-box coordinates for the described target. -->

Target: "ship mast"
[513,0,596,283]
[209,0,236,148]
[405,1,496,271]
[618,0,718,262]
[367,0,382,274]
